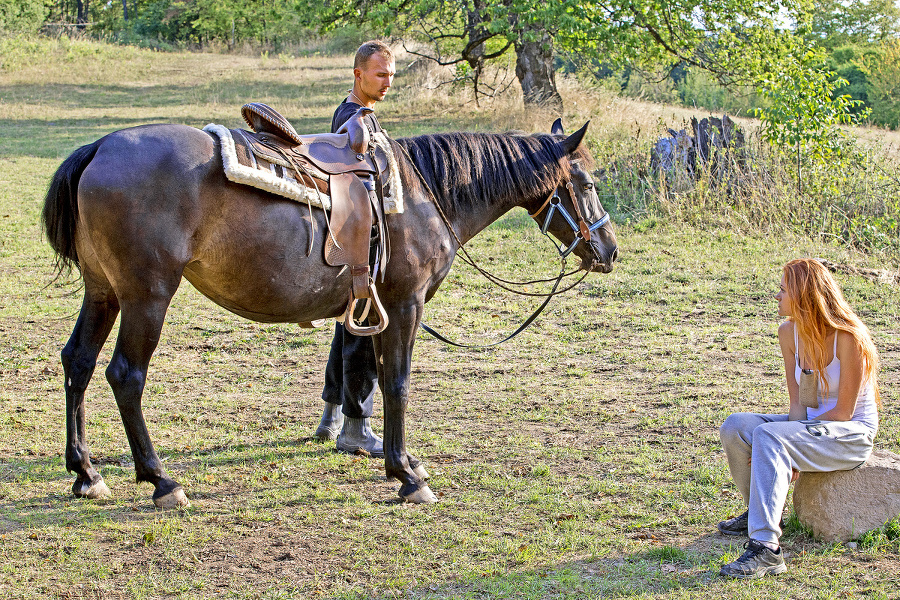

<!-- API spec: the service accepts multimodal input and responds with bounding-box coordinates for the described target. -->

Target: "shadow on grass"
[0,436,392,517]
[0,79,347,111]
[0,115,336,159]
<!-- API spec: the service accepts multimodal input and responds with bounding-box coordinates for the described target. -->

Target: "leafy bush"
[0,0,50,34]
[755,54,869,165]
[861,38,900,129]
[827,44,881,115]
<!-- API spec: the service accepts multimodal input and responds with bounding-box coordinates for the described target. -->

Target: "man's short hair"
[354,40,394,69]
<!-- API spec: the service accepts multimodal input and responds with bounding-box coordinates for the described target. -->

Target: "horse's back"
[75,123,351,322]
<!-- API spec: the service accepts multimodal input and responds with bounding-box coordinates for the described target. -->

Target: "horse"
[42,118,618,508]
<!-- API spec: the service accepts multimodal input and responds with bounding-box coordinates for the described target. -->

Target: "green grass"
[0,36,898,599]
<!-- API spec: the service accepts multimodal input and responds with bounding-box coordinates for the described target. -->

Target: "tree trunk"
[514,25,563,114]
[76,0,88,29]
[465,0,488,103]
[122,0,128,21]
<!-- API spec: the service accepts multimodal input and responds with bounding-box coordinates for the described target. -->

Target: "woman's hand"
[749,456,800,482]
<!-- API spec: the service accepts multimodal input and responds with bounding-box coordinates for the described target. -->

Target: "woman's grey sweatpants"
[720,413,875,544]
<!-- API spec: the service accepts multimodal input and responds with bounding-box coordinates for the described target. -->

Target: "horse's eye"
[584,183,594,191]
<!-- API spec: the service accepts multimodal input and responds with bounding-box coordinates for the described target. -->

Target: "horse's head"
[530,120,618,273]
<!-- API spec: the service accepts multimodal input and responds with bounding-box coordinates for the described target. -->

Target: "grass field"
[1,38,899,599]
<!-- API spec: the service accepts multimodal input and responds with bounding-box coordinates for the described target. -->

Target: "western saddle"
[234,102,391,335]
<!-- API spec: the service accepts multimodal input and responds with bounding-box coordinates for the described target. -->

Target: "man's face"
[355,54,395,104]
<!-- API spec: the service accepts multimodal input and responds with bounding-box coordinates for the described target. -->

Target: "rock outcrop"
[793,449,900,542]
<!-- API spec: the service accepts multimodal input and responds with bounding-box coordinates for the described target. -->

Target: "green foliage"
[325,0,812,101]
[860,38,900,129]
[755,52,870,163]
[676,69,760,116]
[0,0,51,33]
[87,0,316,49]
[802,0,900,50]
[825,44,880,114]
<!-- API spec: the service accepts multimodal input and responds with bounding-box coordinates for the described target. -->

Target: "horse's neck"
[401,135,554,244]
[442,193,531,245]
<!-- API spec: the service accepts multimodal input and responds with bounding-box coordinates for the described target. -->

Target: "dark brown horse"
[42,119,618,507]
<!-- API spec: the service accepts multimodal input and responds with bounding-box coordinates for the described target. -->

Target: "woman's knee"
[720,412,757,444]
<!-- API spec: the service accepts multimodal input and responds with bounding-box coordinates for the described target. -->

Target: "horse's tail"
[42,138,103,275]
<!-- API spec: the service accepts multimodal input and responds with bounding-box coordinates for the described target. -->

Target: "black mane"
[395,132,586,217]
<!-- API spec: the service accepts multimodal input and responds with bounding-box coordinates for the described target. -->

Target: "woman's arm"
[778,320,805,420]
[816,331,863,421]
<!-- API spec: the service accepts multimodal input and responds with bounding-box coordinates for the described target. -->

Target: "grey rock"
[793,449,900,542]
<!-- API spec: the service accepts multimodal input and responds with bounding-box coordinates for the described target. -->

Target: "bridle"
[398,143,610,347]
[529,181,610,261]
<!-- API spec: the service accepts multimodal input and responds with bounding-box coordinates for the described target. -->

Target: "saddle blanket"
[203,124,405,214]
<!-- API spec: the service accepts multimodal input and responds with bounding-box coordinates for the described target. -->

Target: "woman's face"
[776,274,792,317]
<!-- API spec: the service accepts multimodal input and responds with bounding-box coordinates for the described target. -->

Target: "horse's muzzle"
[586,245,617,273]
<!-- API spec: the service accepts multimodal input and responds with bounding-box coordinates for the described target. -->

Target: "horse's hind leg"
[106,292,188,509]
[63,279,120,499]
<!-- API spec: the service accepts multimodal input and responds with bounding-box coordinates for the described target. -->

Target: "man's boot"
[314,402,344,441]
[335,417,384,458]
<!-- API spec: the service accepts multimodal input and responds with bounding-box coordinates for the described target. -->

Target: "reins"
[397,143,594,347]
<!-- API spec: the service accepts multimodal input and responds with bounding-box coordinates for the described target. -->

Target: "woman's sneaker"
[717,511,749,536]
[719,540,787,578]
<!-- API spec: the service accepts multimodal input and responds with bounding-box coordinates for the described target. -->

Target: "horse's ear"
[551,118,565,135]
[561,121,590,154]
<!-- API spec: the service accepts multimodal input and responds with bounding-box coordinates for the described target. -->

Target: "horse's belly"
[182,255,349,324]
[184,193,352,323]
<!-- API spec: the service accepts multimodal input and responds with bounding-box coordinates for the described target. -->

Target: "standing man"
[314,41,395,457]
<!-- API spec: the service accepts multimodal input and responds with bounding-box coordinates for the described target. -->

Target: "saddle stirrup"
[342,280,389,336]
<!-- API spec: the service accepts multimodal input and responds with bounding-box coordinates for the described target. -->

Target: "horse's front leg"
[374,300,437,503]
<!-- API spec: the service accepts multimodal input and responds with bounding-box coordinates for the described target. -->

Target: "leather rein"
[400,145,609,348]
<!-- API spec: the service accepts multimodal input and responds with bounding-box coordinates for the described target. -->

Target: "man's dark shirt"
[331,99,382,135]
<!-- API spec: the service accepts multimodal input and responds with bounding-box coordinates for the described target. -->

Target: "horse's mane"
[394,132,592,216]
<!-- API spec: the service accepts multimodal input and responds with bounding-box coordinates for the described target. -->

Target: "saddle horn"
[336,107,375,155]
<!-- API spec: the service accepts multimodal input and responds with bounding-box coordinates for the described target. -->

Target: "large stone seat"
[793,449,900,542]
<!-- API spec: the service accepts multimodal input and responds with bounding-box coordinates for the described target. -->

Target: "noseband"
[529,181,610,260]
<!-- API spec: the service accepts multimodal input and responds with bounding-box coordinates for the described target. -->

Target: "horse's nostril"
[611,247,619,262]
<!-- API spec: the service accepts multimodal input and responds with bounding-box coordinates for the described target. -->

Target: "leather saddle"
[234,102,391,335]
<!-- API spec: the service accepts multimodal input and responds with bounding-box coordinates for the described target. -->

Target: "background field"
[1,41,899,599]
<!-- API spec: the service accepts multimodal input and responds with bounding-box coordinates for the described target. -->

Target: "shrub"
[861,38,900,129]
[0,0,50,34]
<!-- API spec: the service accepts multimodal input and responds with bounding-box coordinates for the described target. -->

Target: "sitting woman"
[718,258,880,579]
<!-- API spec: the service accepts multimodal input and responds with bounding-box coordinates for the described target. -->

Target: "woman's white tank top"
[794,324,878,431]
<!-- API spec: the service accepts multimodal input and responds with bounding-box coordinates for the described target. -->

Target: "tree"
[755,51,869,190]
[803,0,900,49]
[76,0,88,28]
[320,0,811,111]
[860,38,900,128]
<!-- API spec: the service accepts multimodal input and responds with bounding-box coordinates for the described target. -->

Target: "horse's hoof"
[153,488,190,509]
[413,464,430,481]
[73,477,111,500]
[401,485,438,504]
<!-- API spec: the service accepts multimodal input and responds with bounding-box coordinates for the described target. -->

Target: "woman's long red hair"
[784,258,880,405]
